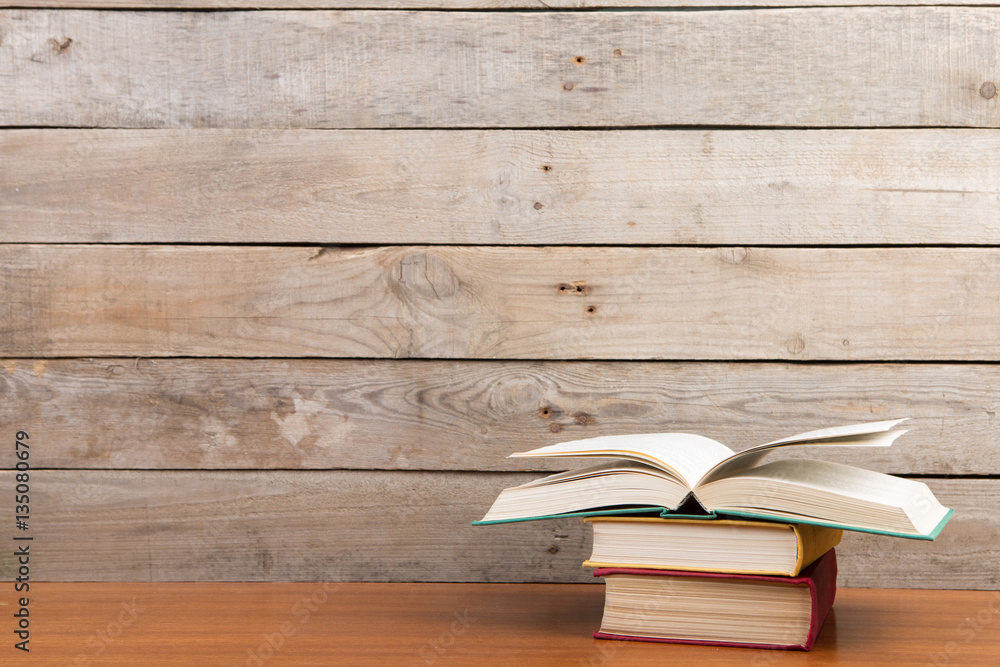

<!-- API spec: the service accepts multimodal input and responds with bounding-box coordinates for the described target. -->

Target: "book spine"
[794,524,843,575]
[802,548,838,650]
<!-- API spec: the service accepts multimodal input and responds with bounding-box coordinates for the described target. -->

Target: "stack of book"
[583,516,840,649]
[475,419,953,650]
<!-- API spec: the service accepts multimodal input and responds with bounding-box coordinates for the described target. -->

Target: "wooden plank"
[2,359,998,475]
[10,0,1000,7]
[3,245,1000,360]
[1,470,992,587]
[7,585,1000,667]
[3,9,1000,128]
[5,129,1000,245]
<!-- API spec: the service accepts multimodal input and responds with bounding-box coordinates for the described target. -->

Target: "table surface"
[2,583,998,665]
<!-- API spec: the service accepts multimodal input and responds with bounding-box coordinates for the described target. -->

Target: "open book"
[474,419,953,539]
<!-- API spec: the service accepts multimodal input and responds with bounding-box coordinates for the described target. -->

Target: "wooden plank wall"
[1,4,998,589]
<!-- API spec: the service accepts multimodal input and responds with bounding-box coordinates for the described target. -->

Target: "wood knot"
[574,56,586,65]
[308,246,337,262]
[549,423,561,433]
[548,545,559,554]
[980,82,997,100]
[719,247,750,265]
[563,82,574,91]
[557,281,589,295]
[785,336,806,355]
[49,37,73,54]
[391,251,460,300]
[613,49,622,57]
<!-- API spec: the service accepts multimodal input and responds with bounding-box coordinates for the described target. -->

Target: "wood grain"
[3,585,999,667]
[3,9,1000,128]
[0,470,990,587]
[10,0,1000,7]
[3,245,1000,360]
[6,128,1000,245]
[2,358,998,474]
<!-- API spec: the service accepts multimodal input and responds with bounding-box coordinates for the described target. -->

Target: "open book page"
[509,433,735,488]
[695,458,950,536]
[695,419,909,486]
[478,460,690,522]
[513,459,676,487]
[759,418,909,447]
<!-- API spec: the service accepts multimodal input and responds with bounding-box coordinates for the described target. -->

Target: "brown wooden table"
[2,583,998,665]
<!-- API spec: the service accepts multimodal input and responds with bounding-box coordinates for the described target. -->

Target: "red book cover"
[592,547,837,650]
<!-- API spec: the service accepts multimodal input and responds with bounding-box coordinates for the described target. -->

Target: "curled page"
[510,433,735,488]
[696,420,908,487]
